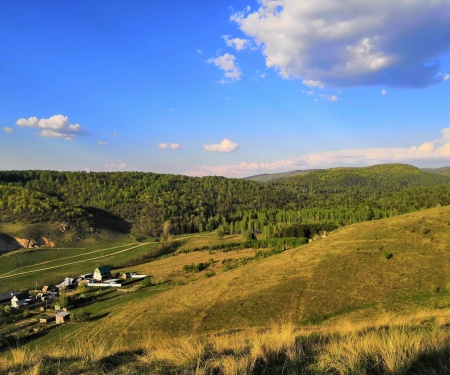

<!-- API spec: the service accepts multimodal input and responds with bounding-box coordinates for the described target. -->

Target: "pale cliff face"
[0,235,55,253]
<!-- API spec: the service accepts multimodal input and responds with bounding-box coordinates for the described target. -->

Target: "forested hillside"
[0,164,449,239]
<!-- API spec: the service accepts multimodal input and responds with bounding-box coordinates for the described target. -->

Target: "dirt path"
[1,242,142,276]
[0,232,211,279]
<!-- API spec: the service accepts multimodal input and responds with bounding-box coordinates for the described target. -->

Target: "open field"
[0,231,216,292]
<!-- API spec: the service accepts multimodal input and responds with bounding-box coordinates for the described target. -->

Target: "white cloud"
[98,141,107,145]
[158,143,183,150]
[381,90,388,95]
[104,162,127,170]
[2,127,13,134]
[203,138,239,153]
[16,114,86,140]
[232,0,450,88]
[112,131,118,136]
[322,94,338,102]
[207,53,242,83]
[197,49,204,55]
[223,35,250,51]
[188,128,450,177]
[303,80,324,89]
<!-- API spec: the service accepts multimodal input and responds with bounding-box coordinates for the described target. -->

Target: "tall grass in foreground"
[2,310,450,374]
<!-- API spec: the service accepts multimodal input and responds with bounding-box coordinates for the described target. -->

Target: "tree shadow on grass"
[84,207,132,234]
[89,312,110,322]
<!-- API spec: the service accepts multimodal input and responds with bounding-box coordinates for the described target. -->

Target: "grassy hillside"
[1,205,450,373]
[423,166,450,176]
[20,205,450,343]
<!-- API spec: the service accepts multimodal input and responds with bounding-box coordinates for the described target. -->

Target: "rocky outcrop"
[0,234,55,253]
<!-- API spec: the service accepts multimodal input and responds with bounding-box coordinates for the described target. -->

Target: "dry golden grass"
[2,311,450,373]
[316,325,449,374]
[140,332,205,368]
[134,246,256,283]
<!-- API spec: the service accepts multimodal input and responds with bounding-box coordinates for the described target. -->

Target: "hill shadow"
[0,234,23,253]
[84,207,132,234]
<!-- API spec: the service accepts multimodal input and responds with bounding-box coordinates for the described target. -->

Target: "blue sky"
[1,0,450,177]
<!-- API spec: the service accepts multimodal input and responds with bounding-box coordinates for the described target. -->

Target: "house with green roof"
[93,266,111,281]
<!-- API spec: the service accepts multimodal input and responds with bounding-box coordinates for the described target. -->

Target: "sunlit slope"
[38,206,450,347]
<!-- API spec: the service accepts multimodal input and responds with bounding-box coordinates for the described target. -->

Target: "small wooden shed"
[55,311,71,324]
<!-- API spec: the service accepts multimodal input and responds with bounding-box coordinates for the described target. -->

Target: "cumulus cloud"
[188,128,450,177]
[303,80,324,89]
[203,138,239,153]
[158,143,183,150]
[223,35,250,51]
[2,127,13,134]
[207,53,242,83]
[16,114,86,140]
[232,0,450,88]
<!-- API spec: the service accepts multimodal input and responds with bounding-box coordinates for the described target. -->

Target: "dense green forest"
[0,164,449,239]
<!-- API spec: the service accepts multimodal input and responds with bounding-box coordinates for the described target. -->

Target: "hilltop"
[246,164,450,182]
[244,169,318,182]
[1,164,449,243]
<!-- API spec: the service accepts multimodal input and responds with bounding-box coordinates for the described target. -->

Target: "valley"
[0,164,450,374]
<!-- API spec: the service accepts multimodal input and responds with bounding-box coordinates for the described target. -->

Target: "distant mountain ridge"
[1,164,449,240]
[245,165,450,182]
[244,169,319,182]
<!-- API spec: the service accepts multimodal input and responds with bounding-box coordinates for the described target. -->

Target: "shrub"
[141,277,152,288]
[57,293,71,308]
[73,309,91,322]
[383,251,393,260]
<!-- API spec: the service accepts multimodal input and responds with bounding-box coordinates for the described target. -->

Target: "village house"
[36,292,58,302]
[56,277,78,290]
[11,293,31,309]
[93,266,111,281]
[0,292,15,305]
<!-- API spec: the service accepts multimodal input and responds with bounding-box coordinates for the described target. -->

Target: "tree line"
[0,164,449,238]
